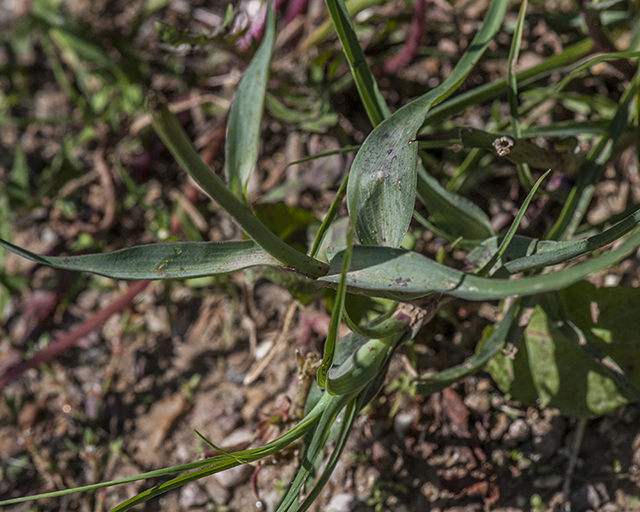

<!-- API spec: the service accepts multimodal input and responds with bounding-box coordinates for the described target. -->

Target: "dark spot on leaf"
[63,257,70,264]
[387,149,393,155]
[394,277,410,287]
[180,267,185,271]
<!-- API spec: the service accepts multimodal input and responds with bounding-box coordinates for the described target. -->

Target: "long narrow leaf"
[478,170,549,276]
[547,68,640,239]
[419,39,594,129]
[506,0,533,187]
[471,206,640,275]
[319,228,640,300]
[151,100,328,278]
[109,390,339,511]
[415,298,521,394]
[293,398,358,512]
[324,0,390,126]
[226,1,276,200]
[0,238,280,280]
[317,224,355,388]
[276,393,353,512]
[347,0,508,247]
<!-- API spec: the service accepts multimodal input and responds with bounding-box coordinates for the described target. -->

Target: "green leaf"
[327,336,393,395]
[253,202,318,244]
[506,0,533,187]
[319,229,640,300]
[547,67,640,239]
[0,238,281,280]
[415,298,521,394]
[347,0,507,247]
[477,171,549,276]
[416,162,494,241]
[225,0,276,200]
[323,0,390,126]
[467,206,640,275]
[559,281,640,391]
[486,287,640,418]
[318,224,355,389]
[151,100,328,278]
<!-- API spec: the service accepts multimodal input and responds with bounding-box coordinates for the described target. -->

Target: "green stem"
[420,39,594,129]
[151,98,328,278]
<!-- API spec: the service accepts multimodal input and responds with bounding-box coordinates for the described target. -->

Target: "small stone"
[326,493,357,512]
[213,464,253,489]
[490,413,510,440]
[532,474,562,489]
[464,391,491,414]
[220,428,255,448]
[532,415,565,458]
[632,433,640,466]
[179,482,208,508]
[421,482,439,502]
[571,483,601,512]
[257,490,281,512]
[504,419,530,446]
[202,475,230,504]
[393,409,419,437]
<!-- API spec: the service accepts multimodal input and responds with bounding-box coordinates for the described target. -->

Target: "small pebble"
[571,483,601,512]
[464,391,491,414]
[532,415,565,458]
[505,418,530,445]
[393,409,419,437]
[179,482,208,508]
[326,493,357,512]
[532,474,562,489]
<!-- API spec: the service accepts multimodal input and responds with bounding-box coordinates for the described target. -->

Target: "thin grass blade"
[419,39,594,130]
[317,224,355,388]
[478,170,549,276]
[293,398,358,512]
[275,393,353,512]
[506,0,533,187]
[468,206,640,274]
[323,0,390,126]
[310,174,349,259]
[109,391,337,511]
[547,68,640,239]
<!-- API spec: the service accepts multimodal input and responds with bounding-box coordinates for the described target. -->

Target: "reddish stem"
[383,0,426,74]
[0,280,150,391]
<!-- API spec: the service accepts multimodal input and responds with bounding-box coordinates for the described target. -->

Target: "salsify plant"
[2,0,640,510]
